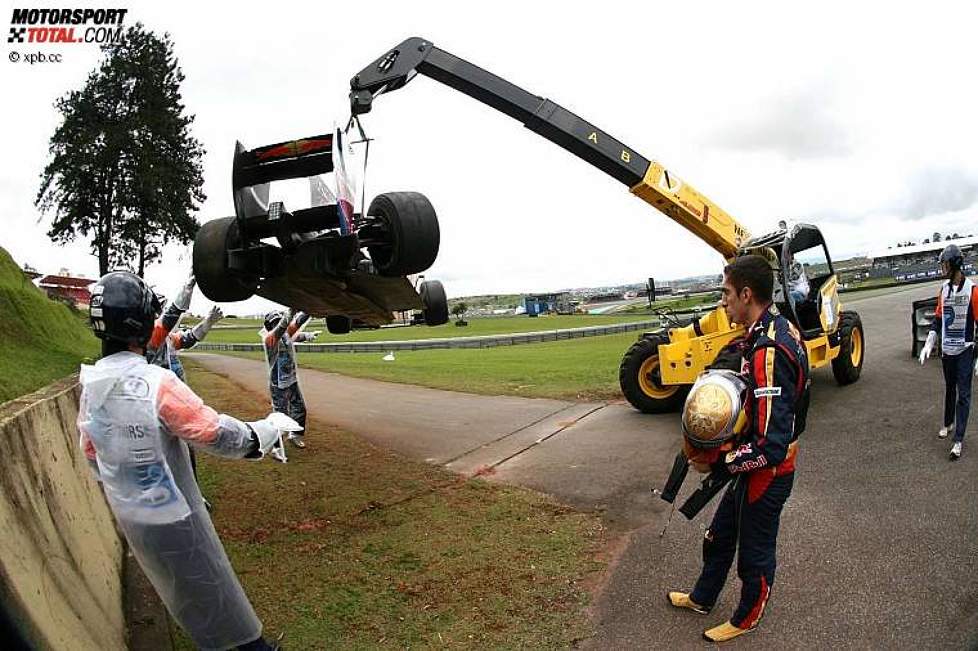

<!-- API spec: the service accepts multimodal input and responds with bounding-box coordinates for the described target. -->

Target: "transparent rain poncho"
[78,352,264,650]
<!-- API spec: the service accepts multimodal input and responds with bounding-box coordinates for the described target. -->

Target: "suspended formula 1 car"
[192,127,449,334]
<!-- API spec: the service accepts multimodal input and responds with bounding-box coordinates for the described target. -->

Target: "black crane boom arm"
[350,37,649,187]
[350,37,750,259]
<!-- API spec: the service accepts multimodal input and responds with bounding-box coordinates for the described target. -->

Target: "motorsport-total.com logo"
[8,7,128,45]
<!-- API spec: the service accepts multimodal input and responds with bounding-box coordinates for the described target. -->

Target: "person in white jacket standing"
[79,271,299,650]
[919,244,978,460]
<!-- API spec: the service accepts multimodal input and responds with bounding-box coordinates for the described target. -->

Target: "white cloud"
[4,0,978,314]
[895,167,978,221]
[709,83,851,159]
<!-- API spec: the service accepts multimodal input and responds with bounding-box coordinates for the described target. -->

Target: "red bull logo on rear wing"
[232,133,334,190]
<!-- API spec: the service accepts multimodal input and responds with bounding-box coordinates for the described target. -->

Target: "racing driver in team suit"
[669,254,810,643]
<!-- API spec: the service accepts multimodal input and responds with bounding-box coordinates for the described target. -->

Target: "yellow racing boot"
[667,591,709,614]
[703,620,755,642]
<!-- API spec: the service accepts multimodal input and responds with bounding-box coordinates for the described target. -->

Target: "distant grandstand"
[864,236,978,282]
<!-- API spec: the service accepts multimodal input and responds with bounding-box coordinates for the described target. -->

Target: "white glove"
[305,331,321,341]
[246,412,302,462]
[191,305,223,340]
[172,273,196,312]
[919,331,936,365]
[265,411,303,432]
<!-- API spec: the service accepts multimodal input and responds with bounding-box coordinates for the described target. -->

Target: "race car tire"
[420,279,449,326]
[365,192,440,276]
[193,217,257,302]
[326,315,353,335]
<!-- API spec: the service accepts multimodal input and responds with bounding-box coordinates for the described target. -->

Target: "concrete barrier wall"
[0,376,126,651]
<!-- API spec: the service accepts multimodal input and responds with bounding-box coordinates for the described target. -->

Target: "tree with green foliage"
[451,302,468,321]
[36,23,205,277]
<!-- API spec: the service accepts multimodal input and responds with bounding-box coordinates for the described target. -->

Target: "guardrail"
[194,318,666,353]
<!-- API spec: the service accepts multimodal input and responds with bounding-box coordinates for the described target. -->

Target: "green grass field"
[170,361,607,649]
[616,292,719,314]
[0,247,99,403]
[843,277,903,291]
[205,280,932,402]
[841,279,941,302]
[204,314,655,345]
[225,331,642,402]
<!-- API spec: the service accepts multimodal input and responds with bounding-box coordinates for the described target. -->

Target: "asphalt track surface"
[191,281,977,649]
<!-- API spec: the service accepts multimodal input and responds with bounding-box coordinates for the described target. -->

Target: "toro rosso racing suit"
[690,305,810,630]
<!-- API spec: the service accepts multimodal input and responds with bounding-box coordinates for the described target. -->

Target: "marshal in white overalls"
[78,352,265,650]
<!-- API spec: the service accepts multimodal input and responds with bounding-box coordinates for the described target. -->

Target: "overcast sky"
[4,1,978,315]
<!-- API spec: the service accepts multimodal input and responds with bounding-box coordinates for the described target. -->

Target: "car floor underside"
[257,268,422,325]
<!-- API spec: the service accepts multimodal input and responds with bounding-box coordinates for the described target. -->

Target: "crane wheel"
[619,334,687,413]
[831,311,865,385]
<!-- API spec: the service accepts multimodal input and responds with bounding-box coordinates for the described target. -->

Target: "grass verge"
[203,314,655,345]
[616,292,719,314]
[172,359,607,649]
[223,331,641,402]
[840,279,942,302]
[0,247,99,403]
[209,279,939,404]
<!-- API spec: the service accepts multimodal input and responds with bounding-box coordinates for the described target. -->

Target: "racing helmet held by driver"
[682,369,749,450]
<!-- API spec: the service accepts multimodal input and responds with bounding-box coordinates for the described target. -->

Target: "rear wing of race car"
[910,296,939,358]
[232,133,335,189]
[231,133,342,239]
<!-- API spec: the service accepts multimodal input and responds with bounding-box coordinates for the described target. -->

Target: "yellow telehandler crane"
[350,37,865,412]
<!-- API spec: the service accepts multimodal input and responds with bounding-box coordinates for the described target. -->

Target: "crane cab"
[620,222,865,413]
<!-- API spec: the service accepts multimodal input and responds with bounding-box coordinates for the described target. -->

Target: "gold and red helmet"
[681,370,748,450]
